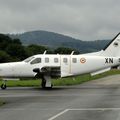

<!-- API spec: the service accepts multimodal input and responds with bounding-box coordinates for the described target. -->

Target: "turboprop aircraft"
[0,33,120,89]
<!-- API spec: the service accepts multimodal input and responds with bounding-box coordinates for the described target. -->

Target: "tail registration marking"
[105,58,113,64]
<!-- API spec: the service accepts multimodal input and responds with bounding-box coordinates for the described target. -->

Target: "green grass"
[0,79,41,87]
[53,69,120,86]
[0,69,120,87]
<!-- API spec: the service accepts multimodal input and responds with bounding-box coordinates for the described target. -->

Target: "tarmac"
[0,75,120,120]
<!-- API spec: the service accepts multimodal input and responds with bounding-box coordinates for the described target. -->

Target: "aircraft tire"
[1,84,7,90]
[41,81,53,89]
[41,81,46,89]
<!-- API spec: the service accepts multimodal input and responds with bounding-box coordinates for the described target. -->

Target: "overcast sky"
[0,0,120,40]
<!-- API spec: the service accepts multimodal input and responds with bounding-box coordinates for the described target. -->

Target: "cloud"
[0,0,120,40]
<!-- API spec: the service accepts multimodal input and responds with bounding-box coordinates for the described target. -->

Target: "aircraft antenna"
[43,50,47,55]
[71,51,74,55]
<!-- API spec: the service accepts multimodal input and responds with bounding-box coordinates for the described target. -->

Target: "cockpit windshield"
[24,56,35,63]
[30,58,41,64]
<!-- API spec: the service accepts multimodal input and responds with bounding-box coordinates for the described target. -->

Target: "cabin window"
[63,58,68,63]
[54,58,58,63]
[72,58,77,63]
[45,57,49,63]
[30,58,41,64]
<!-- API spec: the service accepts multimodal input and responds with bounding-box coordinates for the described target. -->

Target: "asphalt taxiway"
[1,75,120,120]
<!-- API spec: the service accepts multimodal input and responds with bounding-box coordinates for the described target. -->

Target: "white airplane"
[0,33,120,89]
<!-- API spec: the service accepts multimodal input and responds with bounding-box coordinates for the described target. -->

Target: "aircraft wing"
[91,67,111,76]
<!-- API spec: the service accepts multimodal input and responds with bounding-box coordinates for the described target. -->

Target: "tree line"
[0,34,79,63]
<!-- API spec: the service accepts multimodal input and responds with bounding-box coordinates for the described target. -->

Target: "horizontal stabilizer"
[91,68,111,76]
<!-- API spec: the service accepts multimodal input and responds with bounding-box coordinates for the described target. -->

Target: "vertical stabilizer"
[103,33,120,57]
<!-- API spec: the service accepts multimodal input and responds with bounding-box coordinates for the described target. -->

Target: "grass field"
[0,69,120,87]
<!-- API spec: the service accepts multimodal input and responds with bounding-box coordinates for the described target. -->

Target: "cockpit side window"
[30,58,41,64]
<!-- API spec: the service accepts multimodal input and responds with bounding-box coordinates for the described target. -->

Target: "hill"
[10,30,110,53]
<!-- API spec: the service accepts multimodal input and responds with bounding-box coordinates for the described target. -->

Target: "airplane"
[0,33,120,89]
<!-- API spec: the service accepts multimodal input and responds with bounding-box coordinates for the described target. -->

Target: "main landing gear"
[1,81,7,90]
[33,68,54,89]
[41,75,53,89]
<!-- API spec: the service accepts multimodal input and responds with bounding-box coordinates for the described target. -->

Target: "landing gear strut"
[1,81,7,90]
[41,75,53,89]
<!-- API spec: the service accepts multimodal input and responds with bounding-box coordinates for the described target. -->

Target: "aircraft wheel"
[41,81,53,89]
[1,84,7,90]
[49,84,53,89]
[41,81,46,89]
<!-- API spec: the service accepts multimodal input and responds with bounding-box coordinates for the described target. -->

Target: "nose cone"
[0,63,13,77]
[0,61,35,78]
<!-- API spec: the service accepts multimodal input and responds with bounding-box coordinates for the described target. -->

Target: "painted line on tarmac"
[48,109,69,120]
[1,93,120,98]
[68,108,120,111]
[48,108,120,120]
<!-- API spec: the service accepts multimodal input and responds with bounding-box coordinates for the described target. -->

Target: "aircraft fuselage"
[0,54,119,78]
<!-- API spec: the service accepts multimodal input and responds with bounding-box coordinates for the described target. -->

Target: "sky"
[0,0,120,40]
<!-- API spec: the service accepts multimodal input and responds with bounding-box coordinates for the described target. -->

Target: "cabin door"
[61,55,71,77]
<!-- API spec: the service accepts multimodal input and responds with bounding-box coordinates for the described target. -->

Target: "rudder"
[103,33,120,57]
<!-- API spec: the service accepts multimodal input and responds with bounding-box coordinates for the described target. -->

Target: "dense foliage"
[0,34,79,63]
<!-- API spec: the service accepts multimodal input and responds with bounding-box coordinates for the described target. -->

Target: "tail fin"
[103,33,120,57]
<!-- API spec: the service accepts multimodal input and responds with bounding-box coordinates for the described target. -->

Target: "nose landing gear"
[1,81,7,90]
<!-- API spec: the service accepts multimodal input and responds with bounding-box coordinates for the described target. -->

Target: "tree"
[25,44,52,56]
[54,47,79,54]
[6,44,27,61]
[12,39,22,45]
[0,50,12,63]
[0,34,13,50]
